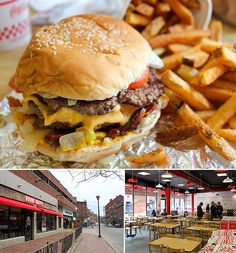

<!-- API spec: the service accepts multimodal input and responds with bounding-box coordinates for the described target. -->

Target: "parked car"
[114,223,121,228]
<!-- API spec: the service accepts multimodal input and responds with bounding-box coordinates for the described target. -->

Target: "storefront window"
[147,196,156,216]
[0,204,9,240]
[0,205,23,240]
[125,194,133,216]
[58,218,62,228]
[9,207,22,238]
[37,213,56,233]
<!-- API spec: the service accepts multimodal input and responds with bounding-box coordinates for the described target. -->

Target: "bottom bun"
[37,109,161,163]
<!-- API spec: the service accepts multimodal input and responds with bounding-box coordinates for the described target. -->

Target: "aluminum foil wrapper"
[0,93,235,169]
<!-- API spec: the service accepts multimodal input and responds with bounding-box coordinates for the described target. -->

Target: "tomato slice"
[9,74,22,93]
[128,67,150,90]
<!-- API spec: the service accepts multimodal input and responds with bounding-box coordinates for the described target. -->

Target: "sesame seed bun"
[36,109,160,163]
[15,14,152,101]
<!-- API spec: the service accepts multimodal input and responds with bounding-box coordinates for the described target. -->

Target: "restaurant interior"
[125,170,236,253]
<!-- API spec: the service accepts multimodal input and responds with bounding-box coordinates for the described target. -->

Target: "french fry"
[217,129,236,143]
[217,47,236,68]
[177,64,198,82]
[161,45,201,71]
[168,24,193,33]
[161,70,213,110]
[136,3,155,17]
[180,0,201,9]
[210,20,223,42]
[197,64,229,86]
[228,115,236,129]
[159,15,179,35]
[195,110,216,121]
[200,38,232,53]
[207,93,236,130]
[178,103,236,161]
[163,87,183,112]
[127,146,169,165]
[142,16,166,40]
[144,0,158,6]
[155,2,171,15]
[153,48,166,56]
[125,12,151,26]
[222,71,236,83]
[153,47,166,56]
[149,30,210,49]
[212,79,236,91]
[164,0,194,25]
[196,87,234,102]
[183,51,209,68]
[156,125,198,144]
[168,44,192,53]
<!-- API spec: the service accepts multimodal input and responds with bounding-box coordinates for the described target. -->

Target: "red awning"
[40,208,64,218]
[0,196,42,212]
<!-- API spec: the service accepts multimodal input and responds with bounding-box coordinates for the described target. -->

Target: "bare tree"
[67,170,124,187]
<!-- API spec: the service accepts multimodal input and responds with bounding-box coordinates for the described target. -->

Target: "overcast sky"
[50,170,124,215]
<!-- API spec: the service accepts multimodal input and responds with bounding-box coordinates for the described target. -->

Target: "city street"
[73,225,124,253]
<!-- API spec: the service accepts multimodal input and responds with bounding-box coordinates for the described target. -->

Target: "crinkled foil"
[0,94,235,169]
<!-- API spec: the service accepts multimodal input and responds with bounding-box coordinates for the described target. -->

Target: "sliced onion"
[38,92,58,99]
[76,127,96,145]
[67,99,77,106]
[59,132,86,152]
[148,51,164,69]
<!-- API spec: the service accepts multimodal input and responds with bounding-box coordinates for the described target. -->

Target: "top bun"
[15,14,152,100]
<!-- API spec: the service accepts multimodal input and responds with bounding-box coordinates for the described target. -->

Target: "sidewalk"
[73,232,115,253]
[0,229,74,253]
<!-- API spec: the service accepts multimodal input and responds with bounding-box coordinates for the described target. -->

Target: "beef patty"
[29,67,162,129]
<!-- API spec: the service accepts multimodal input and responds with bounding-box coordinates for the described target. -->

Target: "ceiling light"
[153,189,159,193]
[156,183,163,189]
[178,184,185,187]
[127,178,137,183]
[198,186,204,190]
[185,190,190,194]
[223,177,233,183]
[162,179,171,182]
[231,188,236,192]
[162,171,173,179]
[217,173,227,177]
[137,172,150,176]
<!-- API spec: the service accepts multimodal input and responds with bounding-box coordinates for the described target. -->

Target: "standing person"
[210,202,218,220]
[197,202,204,220]
[206,204,210,213]
[217,202,224,219]
[151,209,157,217]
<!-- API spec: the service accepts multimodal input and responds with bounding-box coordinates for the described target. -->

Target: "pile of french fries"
[125,0,236,164]
[157,23,236,162]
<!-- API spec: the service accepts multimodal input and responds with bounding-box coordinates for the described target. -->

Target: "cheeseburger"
[10,14,167,163]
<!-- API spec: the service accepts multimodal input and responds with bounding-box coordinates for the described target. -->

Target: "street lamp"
[96,196,101,237]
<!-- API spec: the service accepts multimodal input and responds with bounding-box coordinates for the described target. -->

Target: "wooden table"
[149,237,201,252]
[151,222,180,234]
[186,226,218,232]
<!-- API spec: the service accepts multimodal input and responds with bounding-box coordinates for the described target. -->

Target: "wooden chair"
[149,225,158,241]
[200,230,212,245]
[209,223,220,229]
[181,228,191,238]
[132,221,142,235]
[166,234,181,239]
[167,246,185,253]
[157,226,167,238]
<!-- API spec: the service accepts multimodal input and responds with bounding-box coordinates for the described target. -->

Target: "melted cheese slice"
[23,96,137,130]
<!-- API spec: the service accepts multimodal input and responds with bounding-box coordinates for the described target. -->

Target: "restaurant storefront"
[0,171,67,249]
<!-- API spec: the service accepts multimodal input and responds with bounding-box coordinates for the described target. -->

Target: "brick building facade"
[105,195,124,227]
[76,201,88,226]
[0,170,77,249]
